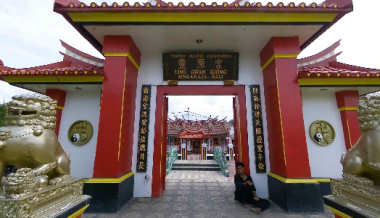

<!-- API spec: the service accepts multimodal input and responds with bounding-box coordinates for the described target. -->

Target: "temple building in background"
[167,117,232,160]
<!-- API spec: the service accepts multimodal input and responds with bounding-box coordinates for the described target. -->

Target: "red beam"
[46,89,66,136]
[335,90,361,149]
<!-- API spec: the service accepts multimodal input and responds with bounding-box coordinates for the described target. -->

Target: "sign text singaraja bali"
[163,52,239,81]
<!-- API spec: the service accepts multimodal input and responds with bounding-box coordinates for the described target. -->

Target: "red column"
[161,97,168,190]
[335,91,361,149]
[260,37,311,178]
[45,89,66,136]
[93,35,140,178]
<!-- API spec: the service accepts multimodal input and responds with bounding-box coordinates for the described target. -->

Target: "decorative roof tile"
[298,62,380,79]
[0,41,104,79]
[168,118,229,136]
[54,0,351,11]
[0,63,103,77]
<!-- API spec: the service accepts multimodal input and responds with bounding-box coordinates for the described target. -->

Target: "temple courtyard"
[83,169,334,218]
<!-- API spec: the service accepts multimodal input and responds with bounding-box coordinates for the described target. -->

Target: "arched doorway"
[152,85,250,197]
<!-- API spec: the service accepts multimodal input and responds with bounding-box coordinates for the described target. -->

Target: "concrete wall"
[132,83,157,197]
[132,50,270,197]
[301,88,347,179]
[18,84,101,179]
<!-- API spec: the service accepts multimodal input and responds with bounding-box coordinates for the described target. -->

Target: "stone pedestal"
[0,179,91,218]
[324,174,380,218]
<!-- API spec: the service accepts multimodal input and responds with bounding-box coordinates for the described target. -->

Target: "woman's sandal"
[251,207,261,214]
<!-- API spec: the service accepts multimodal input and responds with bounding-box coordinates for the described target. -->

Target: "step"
[173,163,219,167]
[174,160,218,165]
[172,165,220,171]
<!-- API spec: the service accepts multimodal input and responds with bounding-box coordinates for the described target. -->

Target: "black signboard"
[163,52,238,81]
[136,85,151,172]
[250,85,267,173]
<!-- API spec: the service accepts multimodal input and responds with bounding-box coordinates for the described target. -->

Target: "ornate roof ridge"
[60,40,104,63]
[54,0,352,10]
[0,41,104,77]
[0,65,103,76]
[329,61,380,73]
[0,61,71,71]
[167,117,229,136]
[298,40,341,68]
[298,61,380,79]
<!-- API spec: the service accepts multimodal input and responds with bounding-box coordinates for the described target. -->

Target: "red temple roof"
[0,62,102,77]
[168,118,230,137]
[297,40,380,85]
[178,130,210,139]
[0,41,104,83]
[298,62,380,79]
[54,0,353,52]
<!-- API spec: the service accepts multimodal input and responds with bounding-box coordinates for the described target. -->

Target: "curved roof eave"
[53,0,353,53]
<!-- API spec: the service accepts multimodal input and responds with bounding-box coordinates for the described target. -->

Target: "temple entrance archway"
[152,85,250,197]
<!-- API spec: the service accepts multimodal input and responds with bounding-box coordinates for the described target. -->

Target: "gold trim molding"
[268,172,330,183]
[339,106,358,111]
[68,11,337,23]
[325,205,353,218]
[298,78,380,86]
[85,171,134,184]
[261,54,298,71]
[3,76,104,83]
[67,204,90,218]
[103,52,140,69]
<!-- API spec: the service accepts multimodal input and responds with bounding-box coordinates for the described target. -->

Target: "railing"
[166,146,178,175]
[213,147,229,177]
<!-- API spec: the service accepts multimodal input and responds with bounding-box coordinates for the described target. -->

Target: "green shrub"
[0,104,5,127]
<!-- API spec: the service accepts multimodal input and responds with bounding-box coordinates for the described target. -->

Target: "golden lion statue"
[341,93,380,184]
[326,93,380,217]
[0,94,70,196]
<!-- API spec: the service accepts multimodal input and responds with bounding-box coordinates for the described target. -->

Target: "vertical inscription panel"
[250,85,267,173]
[163,52,238,81]
[136,85,151,172]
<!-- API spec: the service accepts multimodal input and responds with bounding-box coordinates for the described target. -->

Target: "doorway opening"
[152,85,250,197]
[167,95,234,161]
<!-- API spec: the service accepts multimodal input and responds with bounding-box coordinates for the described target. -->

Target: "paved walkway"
[84,170,333,218]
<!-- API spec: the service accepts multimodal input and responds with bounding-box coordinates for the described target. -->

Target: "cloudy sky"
[1,0,379,119]
[168,95,234,120]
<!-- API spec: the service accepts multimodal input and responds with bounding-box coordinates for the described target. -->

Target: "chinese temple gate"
[3,0,380,215]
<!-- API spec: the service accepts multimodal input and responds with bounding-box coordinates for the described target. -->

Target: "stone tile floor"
[84,170,333,218]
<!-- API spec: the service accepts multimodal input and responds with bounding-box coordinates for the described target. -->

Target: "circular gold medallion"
[68,120,93,146]
[309,120,335,146]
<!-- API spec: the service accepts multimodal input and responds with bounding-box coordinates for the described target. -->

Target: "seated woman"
[234,162,270,214]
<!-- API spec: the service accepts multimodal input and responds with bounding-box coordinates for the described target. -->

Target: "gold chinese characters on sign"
[137,85,151,172]
[68,120,93,146]
[163,52,238,81]
[309,120,335,146]
[250,85,266,173]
